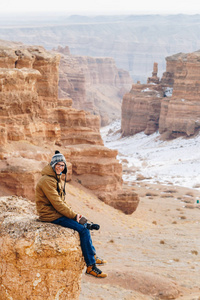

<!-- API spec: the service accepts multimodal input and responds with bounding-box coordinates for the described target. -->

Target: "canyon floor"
[71,180,200,300]
[76,122,200,299]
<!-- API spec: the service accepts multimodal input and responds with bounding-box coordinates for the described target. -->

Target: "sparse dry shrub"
[108,128,113,134]
[191,250,198,255]
[109,239,114,243]
[172,221,177,224]
[160,240,165,244]
[161,194,174,198]
[185,191,194,197]
[183,199,193,204]
[180,216,186,219]
[145,192,158,197]
[193,183,200,189]
[164,189,177,193]
[136,174,152,181]
[136,174,146,181]
[152,221,157,225]
[173,258,180,262]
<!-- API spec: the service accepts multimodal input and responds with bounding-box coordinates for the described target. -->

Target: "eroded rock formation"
[0,196,84,300]
[122,51,200,138]
[0,44,101,146]
[147,62,160,84]
[159,51,200,137]
[55,46,132,126]
[121,62,165,136]
[121,83,163,136]
[0,40,139,215]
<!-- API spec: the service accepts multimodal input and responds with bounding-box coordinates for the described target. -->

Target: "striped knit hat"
[50,150,67,174]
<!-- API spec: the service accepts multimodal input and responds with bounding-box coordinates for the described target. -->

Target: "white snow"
[101,120,200,190]
[164,87,173,97]
[141,88,152,92]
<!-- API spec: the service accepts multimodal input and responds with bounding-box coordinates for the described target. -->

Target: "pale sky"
[0,0,200,15]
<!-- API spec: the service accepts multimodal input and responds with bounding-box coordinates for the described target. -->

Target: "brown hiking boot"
[86,264,107,278]
[94,255,107,265]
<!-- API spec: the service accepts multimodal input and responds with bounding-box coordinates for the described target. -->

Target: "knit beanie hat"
[50,150,67,174]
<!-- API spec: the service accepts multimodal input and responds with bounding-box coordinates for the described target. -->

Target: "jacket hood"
[41,164,58,179]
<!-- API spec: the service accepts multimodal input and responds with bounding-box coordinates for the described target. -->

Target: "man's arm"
[42,177,77,219]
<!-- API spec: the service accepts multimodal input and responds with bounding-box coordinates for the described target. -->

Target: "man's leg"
[52,216,96,266]
[52,216,107,277]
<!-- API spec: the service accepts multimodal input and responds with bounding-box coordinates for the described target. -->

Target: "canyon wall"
[0,40,139,215]
[121,83,163,136]
[122,50,200,138]
[121,63,167,136]
[159,51,200,137]
[1,15,200,84]
[0,44,101,147]
[56,46,132,126]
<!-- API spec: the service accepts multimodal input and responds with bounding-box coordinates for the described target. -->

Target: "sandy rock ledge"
[0,196,85,300]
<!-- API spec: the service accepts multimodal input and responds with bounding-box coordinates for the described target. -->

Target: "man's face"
[55,162,65,175]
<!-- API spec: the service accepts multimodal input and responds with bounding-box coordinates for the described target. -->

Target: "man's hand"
[76,214,82,222]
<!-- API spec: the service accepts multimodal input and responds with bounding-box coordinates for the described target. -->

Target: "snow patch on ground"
[101,120,200,189]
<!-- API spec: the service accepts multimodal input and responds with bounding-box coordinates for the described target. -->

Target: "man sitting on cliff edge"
[35,150,107,278]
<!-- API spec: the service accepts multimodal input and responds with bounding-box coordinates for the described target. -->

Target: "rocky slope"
[0,40,139,215]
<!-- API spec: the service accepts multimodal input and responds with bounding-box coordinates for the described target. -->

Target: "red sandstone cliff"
[121,63,165,136]
[122,51,200,138]
[159,51,200,137]
[0,40,139,215]
[55,46,132,126]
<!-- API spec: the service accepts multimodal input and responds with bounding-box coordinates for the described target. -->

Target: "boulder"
[0,196,85,300]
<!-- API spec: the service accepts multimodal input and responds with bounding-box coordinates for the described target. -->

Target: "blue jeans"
[52,216,96,266]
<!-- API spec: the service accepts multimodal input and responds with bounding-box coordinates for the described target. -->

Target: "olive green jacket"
[35,164,77,222]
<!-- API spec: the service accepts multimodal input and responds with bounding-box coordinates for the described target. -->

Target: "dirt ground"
[67,180,200,300]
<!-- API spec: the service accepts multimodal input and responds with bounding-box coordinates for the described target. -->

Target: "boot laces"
[92,265,102,275]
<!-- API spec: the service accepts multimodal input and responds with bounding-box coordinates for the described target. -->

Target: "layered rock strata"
[122,51,200,138]
[0,40,139,215]
[66,144,139,214]
[159,51,200,137]
[56,46,133,126]
[121,83,163,136]
[0,196,84,300]
[121,62,165,136]
[0,45,101,146]
[147,62,160,84]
